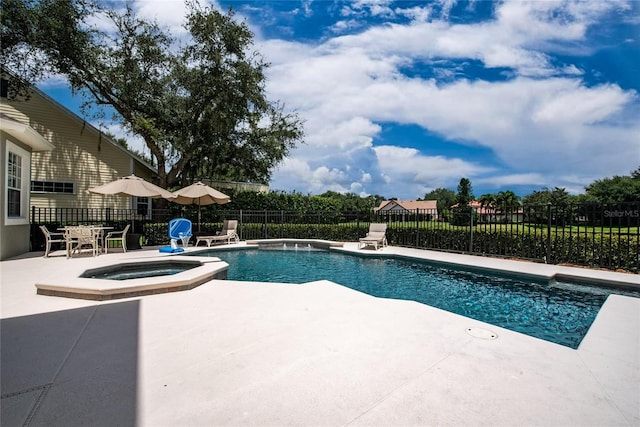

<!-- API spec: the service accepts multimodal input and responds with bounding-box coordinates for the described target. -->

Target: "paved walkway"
[1,244,639,426]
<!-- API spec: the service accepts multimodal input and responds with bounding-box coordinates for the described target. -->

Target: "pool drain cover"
[466,327,498,340]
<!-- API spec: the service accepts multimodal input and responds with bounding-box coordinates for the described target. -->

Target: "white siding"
[1,88,155,210]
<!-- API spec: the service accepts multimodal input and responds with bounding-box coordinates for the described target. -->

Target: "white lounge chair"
[359,223,388,250]
[195,220,239,247]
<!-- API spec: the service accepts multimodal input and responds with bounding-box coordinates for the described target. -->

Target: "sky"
[39,0,640,199]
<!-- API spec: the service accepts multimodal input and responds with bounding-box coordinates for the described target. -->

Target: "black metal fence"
[31,202,639,273]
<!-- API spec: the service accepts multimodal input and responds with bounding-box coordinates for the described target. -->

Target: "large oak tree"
[1,0,304,189]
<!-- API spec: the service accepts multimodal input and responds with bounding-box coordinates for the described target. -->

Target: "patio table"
[58,226,113,256]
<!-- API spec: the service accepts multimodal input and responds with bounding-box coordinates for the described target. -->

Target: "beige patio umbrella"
[171,181,230,231]
[88,175,176,199]
[88,175,176,233]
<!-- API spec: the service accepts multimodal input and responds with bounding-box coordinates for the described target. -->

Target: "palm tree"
[477,193,497,222]
[549,187,570,206]
[478,193,497,210]
[496,191,520,211]
[495,190,521,223]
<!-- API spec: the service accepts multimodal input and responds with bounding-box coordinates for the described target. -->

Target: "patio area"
[1,244,639,426]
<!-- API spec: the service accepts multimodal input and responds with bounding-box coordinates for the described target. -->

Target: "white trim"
[0,115,55,152]
[5,140,31,225]
[134,196,152,219]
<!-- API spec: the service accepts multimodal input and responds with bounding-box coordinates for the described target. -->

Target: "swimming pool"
[187,247,639,348]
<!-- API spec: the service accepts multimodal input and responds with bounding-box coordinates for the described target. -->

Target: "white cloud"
[36,73,69,89]
[133,0,197,34]
[373,146,490,182]
[264,0,639,198]
[329,19,364,34]
[396,6,432,23]
[102,123,148,156]
[474,173,547,189]
[39,0,638,199]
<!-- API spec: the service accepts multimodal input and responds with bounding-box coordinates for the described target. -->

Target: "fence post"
[264,209,268,239]
[415,209,419,248]
[239,209,243,240]
[469,206,474,253]
[546,203,552,263]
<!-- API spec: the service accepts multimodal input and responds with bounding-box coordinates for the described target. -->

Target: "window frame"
[135,196,151,219]
[5,140,30,226]
[31,180,76,194]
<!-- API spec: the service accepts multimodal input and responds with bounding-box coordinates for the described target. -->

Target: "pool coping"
[34,255,229,300]
[331,244,640,291]
[2,242,638,425]
[29,238,640,311]
[245,238,344,250]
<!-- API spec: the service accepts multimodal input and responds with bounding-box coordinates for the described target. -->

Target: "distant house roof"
[375,200,438,212]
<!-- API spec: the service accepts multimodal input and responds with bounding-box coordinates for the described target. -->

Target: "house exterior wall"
[376,200,439,220]
[0,88,154,211]
[386,206,411,214]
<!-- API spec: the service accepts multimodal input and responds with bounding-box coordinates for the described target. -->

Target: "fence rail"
[31,202,640,273]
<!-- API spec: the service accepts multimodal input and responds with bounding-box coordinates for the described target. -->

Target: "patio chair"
[359,223,388,250]
[168,218,192,248]
[65,226,98,258]
[39,225,66,257]
[195,220,239,247]
[104,224,131,254]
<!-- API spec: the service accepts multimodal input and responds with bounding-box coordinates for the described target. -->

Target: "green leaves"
[585,169,640,203]
[2,0,304,189]
[424,188,456,213]
[456,177,474,205]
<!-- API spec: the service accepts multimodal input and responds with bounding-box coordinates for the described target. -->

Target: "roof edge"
[0,113,55,152]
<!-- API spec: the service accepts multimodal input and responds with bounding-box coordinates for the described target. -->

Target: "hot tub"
[36,256,228,301]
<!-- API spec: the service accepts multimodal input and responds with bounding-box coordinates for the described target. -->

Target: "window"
[136,196,150,218]
[7,151,22,217]
[31,180,75,194]
[5,140,30,225]
[0,78,8,98]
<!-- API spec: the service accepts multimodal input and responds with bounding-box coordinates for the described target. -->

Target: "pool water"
[189,248,639,348]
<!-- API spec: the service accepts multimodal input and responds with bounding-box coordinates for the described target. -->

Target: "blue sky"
[40,0,640,199]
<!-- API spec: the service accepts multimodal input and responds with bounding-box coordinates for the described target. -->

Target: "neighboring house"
[0,113,55,260]
[0,74,157,218]
[375,200,439,220]
[454,201,524,223]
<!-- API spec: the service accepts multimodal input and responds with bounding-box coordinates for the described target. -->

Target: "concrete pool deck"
[1,242,639,426]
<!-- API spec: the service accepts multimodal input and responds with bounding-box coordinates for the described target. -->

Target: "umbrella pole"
[198,203,202,233]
